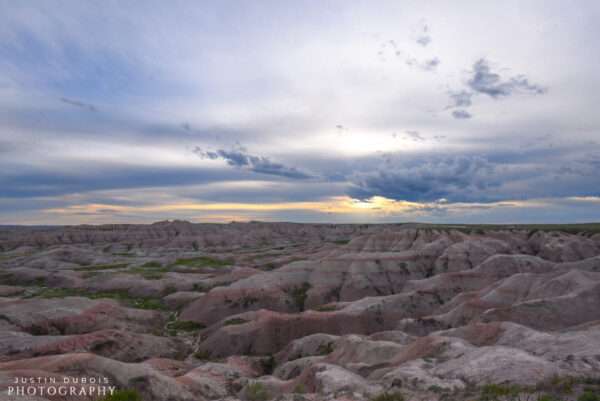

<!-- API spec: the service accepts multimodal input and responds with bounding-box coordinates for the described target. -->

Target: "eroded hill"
[0,222,599,401]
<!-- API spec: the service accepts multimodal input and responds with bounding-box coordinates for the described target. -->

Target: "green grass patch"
[315,304,337,312]
[128,265,170,280]
[288,282,311,312]
[479,383,526,401]
[246,382,270,401]
[317,342,334,355]
[193,350,212,360]
[167,320,206,331]
[579,392,600,401]
[173,256,232,268]
[223,317,249,326]
[141,261,163,268]
[35,288,166,310]
[292,384,306,394]
[408,222,600,235]
[370,392,405,401]
[74,263,129,272]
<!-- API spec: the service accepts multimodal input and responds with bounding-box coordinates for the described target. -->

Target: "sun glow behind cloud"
[40,195,551,225]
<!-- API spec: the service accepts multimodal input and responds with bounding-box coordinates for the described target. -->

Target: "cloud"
[445,59,546,118]
[467,59,547,98]
[415,21,431,46]
[193,146,314,179]
[448,90,473,108]
[349,155,499,202]
[405,130,425,141]
[192,147,220,160]
[59,97,97,112]
[452,109,472,119]
[406,57,440,71]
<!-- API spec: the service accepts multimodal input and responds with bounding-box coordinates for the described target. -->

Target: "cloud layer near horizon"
[1,1,600,224]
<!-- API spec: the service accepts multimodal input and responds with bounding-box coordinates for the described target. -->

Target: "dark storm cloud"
[347,142,600,204]
[452,109,472,119]
[0,162,248,198]
[349,155,499,202]
[467,59,547,98]
[193,146,314,179]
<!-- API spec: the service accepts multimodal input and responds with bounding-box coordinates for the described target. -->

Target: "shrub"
[100,389,141,401]
[579,392,600,401]
[479,383,522,401]
[167,320,206,331]
[317,342,334,355]
[315,304,337,312]
[193,350,212,360]
[538,395,561,401]
[223,317,249,326]
[288,282,311,311]
[293,384,306,394]
[246,382,270,401]
[260,355,276,375]
[370,392,405,401]
[428,384,444,393]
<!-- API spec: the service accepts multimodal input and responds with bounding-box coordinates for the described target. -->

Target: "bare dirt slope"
[1,221,599,401]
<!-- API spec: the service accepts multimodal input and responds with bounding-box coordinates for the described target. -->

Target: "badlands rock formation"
[0,221,599,401]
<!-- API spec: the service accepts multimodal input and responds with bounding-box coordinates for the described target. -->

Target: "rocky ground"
[0,221,599,401]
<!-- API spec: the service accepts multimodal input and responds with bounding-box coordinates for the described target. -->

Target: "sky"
[1,0,600,225]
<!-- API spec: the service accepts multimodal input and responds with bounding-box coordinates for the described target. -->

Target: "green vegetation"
[246,382,270,401]
[370,392,405,401]
[0,273,45,286]
[475,381,588,401]
[162,285,178,296]
[579,392,600,401]
[34,288,166,310]
[317,342,334,355]
[167,320,206,332]
[226,295,259,309]
[543,376,576,394]
[315,304,337,312]
[100,389,141,401]
[74,263,129,271]
[288,282,311,312]
[480,383,524,401]
[537,396,560,401]
[408,222,600,235]
[141,261,163,268]
[428,385,444,393]
[173,256,232,268]
[128,265,170,280]
[223,317,249,326]
[333,239,351,245]
[193,350,212,360]
[126,261,171,280]
[260,355,276,375]
[292,383,306,394]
